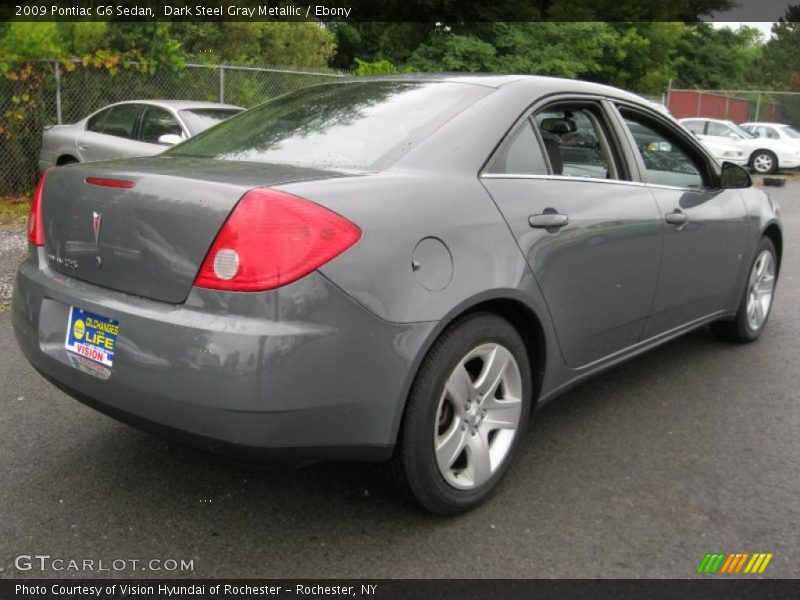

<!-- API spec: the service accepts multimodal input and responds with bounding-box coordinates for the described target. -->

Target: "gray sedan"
[13,76,781,514]
[38,100,243,172]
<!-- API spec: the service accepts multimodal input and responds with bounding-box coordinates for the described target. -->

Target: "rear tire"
[750,150,778,174]
[387,312,532,515]
[711,237,777,343]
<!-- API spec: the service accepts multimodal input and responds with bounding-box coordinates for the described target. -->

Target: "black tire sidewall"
[736,237,777,341]
[401,312,532,515]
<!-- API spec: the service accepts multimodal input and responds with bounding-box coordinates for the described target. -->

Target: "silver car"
[14,76,781,514]
[38,100,243,172]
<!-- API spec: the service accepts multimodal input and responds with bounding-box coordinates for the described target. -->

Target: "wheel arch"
[749,148,778,167]
[388,291,550,446]
[762,222,783,272]
[56,154,79,166]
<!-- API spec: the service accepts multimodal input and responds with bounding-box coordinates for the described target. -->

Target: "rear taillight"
[27,169,50,246]
[194,188,361,292]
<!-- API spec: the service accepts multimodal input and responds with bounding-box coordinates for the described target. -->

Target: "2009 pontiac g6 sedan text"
[13,75,781,514]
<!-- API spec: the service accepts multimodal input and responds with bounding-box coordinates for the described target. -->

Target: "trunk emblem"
[92,211,102,245]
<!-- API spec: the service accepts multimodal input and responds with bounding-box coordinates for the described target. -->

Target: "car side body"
[38,100,243,173]
[741,121,800,149]
[13,75,782,511]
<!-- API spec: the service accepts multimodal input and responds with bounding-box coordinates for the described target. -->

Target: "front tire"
[750,150,778,174]
[711,237,777,343]
[388,312,532,515]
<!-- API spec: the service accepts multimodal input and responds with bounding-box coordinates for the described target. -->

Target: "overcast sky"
[710,21,776,39]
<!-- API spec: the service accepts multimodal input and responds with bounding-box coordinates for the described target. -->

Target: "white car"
[39,100,243,173]
[679,117,800,174]
[741,122,800,149]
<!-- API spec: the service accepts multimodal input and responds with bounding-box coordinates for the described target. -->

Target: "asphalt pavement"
[1,180,798,579]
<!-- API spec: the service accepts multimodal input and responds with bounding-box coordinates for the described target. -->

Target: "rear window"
[167,81,489,170]
[179,108,243,135]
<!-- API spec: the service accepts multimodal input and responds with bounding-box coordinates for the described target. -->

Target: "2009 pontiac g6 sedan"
[13,75,782,514]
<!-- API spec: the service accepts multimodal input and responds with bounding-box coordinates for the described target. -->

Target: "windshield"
[780,125,800,139]
[179,108,243,135]
[167,81,489,170]
[726,122,757,139]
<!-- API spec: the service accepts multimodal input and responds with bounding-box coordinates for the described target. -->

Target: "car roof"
[742,122,789,127]
[101,100,243,111]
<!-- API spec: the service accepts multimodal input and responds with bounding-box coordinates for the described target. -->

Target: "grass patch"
[0,194,31,227]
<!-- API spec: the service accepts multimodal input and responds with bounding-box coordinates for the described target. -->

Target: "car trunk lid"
[42,157,351,303]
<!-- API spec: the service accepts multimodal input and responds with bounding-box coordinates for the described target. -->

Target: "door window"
[97,104,140,139]
[86,108,111,133]
[681,120,705,135]
[139,106,183,144]
[706,121,740,139]
[533,107,617,179]
[620,109,708,189]
[757,126,779,139]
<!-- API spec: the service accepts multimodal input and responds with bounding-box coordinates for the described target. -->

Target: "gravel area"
[0,225,26,308]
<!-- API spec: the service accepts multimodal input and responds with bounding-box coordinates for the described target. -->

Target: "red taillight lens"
[27,169,50,246]
[194,188,361,292]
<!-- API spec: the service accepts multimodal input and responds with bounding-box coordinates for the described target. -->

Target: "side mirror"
[157,134,182,146]
[720,161,751,189]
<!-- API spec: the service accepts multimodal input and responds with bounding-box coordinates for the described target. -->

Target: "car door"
[76,103,159,162]
[612,104,750,338]
[137,105,186,146]
[481,98,663,368]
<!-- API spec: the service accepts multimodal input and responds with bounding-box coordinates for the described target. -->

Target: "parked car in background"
[679,130,747,167]
[15,76,781,515]
[679,117,800,174]
[741,122,800,148]
[38,100,243,173]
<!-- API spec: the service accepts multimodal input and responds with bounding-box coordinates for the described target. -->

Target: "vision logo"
[697,552,773,574]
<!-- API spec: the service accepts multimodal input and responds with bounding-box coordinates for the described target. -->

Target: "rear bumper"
[12,248,435,461]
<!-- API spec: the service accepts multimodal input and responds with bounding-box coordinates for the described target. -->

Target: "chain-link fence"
[0,60,349,196]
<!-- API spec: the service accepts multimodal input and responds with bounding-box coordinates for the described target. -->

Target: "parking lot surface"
[1,180,799,579]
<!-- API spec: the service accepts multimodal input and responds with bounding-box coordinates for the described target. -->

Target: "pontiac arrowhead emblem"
[92,211,102,245]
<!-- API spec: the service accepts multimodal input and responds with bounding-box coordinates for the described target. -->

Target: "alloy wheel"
[746,249,776,331]
[434,343,523,490]
[752,153,774,174]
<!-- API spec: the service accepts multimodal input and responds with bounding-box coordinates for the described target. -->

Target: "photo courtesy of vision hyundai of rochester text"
[13,75,781,514]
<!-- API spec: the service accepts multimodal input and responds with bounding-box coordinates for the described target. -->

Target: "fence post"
[754,92,761,121]
[54,60,62,125]
[219,65,225,103]
[665,79,672,112]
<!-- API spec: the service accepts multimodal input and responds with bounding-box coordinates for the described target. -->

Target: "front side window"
[706,121,740,139]
[760,126,779,139]
[179,109,243,135]
[139,106,183,144]
[533,106,616,179]
[620,109,707,189]
[97,104,141,139]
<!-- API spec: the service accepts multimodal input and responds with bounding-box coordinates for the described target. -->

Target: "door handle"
[78,145,89,150]
[529,213,569,229]
[665,210,689,226]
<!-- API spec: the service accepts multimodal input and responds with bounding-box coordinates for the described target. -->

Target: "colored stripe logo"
[697,552,773,574]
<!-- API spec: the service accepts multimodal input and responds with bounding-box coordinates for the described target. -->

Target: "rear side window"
[681,120,705,135]
[97,104,141,139]
[86,108,111,133]
[167,81,489,170]
[486,120,547,175]
[533,106,617,179]
[620,109,708,189]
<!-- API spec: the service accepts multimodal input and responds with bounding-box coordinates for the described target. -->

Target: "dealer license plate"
[64,307,119,368]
